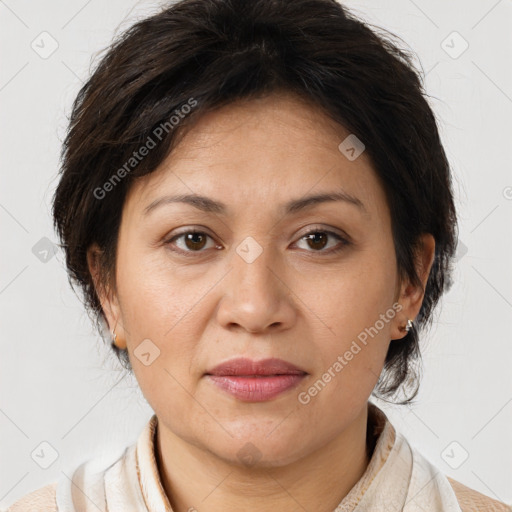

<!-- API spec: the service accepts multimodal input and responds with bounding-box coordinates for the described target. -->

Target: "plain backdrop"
[1,0,511,507]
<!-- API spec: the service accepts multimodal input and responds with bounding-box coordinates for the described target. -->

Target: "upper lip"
[205,357,307,376]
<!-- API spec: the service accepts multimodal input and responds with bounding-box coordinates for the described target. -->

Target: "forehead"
[125,92,386,219]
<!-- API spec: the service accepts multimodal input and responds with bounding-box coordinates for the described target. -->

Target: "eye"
[165,229,220,256]
[165,227,350,257]
[294,228,349,254]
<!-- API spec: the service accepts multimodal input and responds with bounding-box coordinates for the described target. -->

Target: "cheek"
[305,251,397,338]
[301,324,391,419]
[115,250,209,403]
[301,255,396,404]
[117,247,208,336]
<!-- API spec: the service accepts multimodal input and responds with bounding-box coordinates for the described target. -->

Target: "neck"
[155,403,372,512]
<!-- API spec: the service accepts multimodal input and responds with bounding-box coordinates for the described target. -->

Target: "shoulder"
[447,476,512,512]
[5,482,58,512]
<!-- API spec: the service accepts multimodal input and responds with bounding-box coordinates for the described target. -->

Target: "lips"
[204,357,308,402]
[205,357,307,377]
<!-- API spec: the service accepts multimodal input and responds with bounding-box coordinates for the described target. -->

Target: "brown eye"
[296,229,349,254]
[166,229,217,256]
[305,232,329,251]
[183,232,208,251]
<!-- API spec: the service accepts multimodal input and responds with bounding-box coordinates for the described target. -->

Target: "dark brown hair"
[52,0,458,404]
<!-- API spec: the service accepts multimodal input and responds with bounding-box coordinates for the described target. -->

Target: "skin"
[88,92,435,511]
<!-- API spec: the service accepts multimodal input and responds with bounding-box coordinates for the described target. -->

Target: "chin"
[204,427,309,469]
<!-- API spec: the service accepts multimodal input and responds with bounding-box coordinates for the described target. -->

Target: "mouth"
[204,357,308,402]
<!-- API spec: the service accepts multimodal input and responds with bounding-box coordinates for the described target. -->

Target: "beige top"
[5,402,511,511]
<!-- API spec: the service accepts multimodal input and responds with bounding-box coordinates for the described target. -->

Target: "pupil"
[308,232,327,250]
[186,233,206,250]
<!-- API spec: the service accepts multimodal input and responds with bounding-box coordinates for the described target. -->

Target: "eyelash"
[164,227,350,258]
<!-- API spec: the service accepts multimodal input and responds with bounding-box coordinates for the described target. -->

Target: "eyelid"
[296,223,350,241]
[164,226,216,244]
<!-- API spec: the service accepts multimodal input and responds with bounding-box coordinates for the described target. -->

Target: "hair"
[52,0,458,404]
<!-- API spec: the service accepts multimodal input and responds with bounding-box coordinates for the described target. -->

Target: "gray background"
[1,0,511,507]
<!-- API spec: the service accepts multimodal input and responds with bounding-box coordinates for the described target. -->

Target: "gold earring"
[404,319,413,332]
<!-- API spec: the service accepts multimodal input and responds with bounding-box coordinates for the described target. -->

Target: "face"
[90,92,433,468]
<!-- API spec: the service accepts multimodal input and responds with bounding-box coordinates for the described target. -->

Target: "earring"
[404,319,413,332]
[111,318,119,346]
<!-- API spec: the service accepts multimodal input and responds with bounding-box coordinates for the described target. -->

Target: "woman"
[7,0,510,510]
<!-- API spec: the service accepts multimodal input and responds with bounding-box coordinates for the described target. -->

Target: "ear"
[86,243,127,350]
[391,233,436,340]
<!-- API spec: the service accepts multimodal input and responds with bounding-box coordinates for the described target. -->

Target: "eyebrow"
[143,190,367,217]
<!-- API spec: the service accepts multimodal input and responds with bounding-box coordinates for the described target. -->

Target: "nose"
[215,240,297,334]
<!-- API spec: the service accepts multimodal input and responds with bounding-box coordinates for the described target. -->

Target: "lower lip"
[206,374,306,402]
